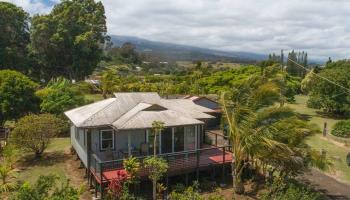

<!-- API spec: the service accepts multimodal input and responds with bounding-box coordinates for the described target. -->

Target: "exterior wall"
[70,125,88,166]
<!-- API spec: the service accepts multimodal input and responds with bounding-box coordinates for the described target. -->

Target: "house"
[64,92,231,197]
[184,95,222,129]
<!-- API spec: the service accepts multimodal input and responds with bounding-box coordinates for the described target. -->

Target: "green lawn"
[84,93,104,102]
[287,95,340,129]
[17,138,71,184]
[287,95,350,183]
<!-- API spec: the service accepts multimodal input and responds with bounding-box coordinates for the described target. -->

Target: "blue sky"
[5,0,350,61]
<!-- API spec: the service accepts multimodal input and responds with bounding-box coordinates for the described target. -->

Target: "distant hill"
[110,35,266,63]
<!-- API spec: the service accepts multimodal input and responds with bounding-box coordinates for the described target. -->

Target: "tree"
[144,156,168,200]
[29,0,109,80]
[307,60,350,115]
[100,70,120,99]
[221,72,329,196]
[0,70,39,125]
[13,174,83,200]
[36,78,85,115]
[151,121,165,156]
[0,2,30,72]
[10,113,65,158]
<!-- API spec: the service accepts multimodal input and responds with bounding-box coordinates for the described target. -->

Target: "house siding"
[70,125,88,167]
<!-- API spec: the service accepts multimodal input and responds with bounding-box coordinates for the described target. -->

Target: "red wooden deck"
[94,147,232,183]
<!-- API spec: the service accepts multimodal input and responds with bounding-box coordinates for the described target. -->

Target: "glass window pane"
[174,127,184,152]
[102,131,112,139]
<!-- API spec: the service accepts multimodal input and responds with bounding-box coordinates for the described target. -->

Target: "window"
[100,130,114,151]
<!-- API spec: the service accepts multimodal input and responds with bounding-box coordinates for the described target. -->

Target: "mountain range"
[110,35,267,63]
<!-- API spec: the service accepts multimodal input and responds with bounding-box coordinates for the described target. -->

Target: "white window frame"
[99,129,115,151]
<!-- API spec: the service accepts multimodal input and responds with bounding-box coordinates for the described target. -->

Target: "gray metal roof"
[64,92,215,129]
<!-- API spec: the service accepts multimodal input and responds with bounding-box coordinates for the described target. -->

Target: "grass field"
[287,95,350,183]
[17,138,71,184]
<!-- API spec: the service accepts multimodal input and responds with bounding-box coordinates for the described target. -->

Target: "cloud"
[5,0,350,61]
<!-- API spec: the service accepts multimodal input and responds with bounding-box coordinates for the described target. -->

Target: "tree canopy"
[0,70,39,125]
[10,113,65,157]
[0,2,30,73]
[36,78,85,115]
[29,0,109,81]
[307,60,350,115]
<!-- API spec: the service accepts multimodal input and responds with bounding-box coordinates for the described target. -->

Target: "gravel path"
[299,169,350,200]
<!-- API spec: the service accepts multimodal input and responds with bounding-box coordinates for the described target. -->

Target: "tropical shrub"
[10,113,65,158]
[144,156,168,200]
[331,120,350,138]
[260,178,324,200]
[0,70,39,125]
[36,78,85,115]
[0,163,17,194]
[12,174,84,200]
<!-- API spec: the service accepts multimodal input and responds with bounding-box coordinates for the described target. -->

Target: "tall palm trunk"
[153,180,157,200]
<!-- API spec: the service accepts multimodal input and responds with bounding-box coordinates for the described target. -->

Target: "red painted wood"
[94,148,233,183]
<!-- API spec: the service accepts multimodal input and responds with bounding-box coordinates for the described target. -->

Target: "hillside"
[110,35,266,63]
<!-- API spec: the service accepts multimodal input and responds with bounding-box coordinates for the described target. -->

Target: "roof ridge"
[80,98,118,126]
[113,102,152,129]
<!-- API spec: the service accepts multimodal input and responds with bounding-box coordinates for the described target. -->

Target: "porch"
[90,145,232,184]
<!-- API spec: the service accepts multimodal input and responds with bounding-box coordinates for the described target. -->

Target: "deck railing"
[204,130,229,147]
[90,145,232,182]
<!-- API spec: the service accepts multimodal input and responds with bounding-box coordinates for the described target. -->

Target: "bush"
[331,120,350,138]
[10,113,65,158]
[13,174,84,200]
[260,178,325,200]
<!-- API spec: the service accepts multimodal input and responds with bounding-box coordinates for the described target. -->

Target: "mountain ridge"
[110,35,267,63]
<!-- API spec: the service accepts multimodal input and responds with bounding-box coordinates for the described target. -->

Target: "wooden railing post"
[99,162,104,199]
[222,146,226,184]
[215,133,218,146]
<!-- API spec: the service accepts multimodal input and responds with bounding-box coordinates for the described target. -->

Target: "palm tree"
[151,121,165,157]
[221,68,330,195]
[150,120,165,200]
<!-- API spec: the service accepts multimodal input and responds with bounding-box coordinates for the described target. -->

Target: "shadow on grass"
[298,113,313,121]
[18,151,68,168]
[315,111,349,120]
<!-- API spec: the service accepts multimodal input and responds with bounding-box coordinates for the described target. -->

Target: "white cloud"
[5,0,350,61]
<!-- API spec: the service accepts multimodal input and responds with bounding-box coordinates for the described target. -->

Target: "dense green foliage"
[12,174,83,200]
[260,178,324,200]
[331,120,350,138]
[0,70,39,125]
[10,114,65,157]
[0,2,30,72]
[36,78,85,115]
[144,156,168,200]
[169,182,224,200]
[29,0,108,80]
[307,60,350,115]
